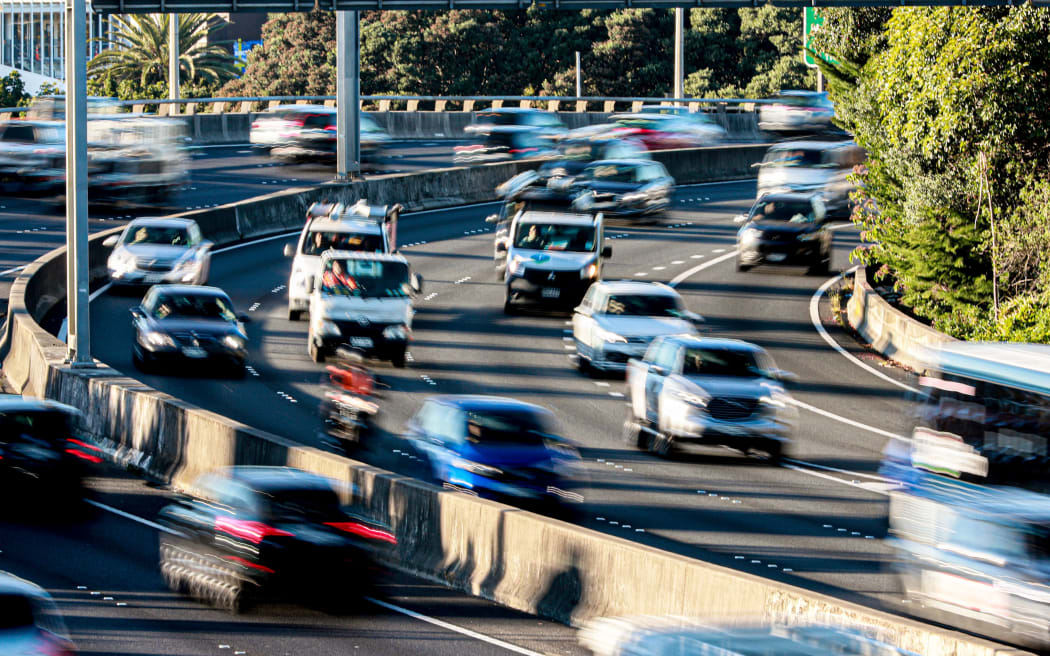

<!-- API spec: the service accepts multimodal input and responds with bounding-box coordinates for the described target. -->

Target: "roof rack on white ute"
[305,199,404,225]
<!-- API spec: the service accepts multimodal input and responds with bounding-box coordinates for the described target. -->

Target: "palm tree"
[88,14,239,92]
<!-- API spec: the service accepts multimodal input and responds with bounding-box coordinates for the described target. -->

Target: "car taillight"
[224,555,276,573]
[508,148,539,155]
[215,516,294,544]
[325,521,397,545]
[251,121,260,129]
[65,438,103,463]
[325,125,336,131]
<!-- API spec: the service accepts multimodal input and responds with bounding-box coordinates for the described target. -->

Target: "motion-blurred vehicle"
[572,281,701,375]
[319,347,380,454]
[638,104,729,139]
[755,140,863,219]
[405,395,583,509]
[610,113,725,150]
[25,94,123,120]
[105,217,213,287]
[453,126,559,164]
[0,396,95,503]
[130,285,250,376]
[489,194,611,313]
[307,250,421,366]
[267,107,390,163]
[888,473,1050,645]
[0,571,76,655]
[285,200,400,321]
[893,342,1050,488]
[463,107,566,135]
[157,466,395,611]
[579,617,920,656]
[758,90,836,133]
[733,193,834,274]
[535,133,650,185]
[250,104,328,151]
[0,120,65,192]
[86,115,189,203]
[572,159,674,219]
[624,336,797,460]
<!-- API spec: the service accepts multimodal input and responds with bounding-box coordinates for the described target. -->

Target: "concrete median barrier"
[0,161,1024,656]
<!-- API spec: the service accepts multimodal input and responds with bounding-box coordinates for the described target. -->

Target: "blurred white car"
[755,140,865,219]
[104,217,213,288]
[758,90,835,132]
[250,104,329,151]
[0,571,76,655]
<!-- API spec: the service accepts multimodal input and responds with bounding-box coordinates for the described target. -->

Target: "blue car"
[404,396,584,511]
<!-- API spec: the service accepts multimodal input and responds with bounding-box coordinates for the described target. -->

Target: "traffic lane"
[0,468,585,656]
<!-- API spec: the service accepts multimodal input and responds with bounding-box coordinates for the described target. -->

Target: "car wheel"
[736,257,751,273]
[503,290,517,315]
[132,345,152,373]
[751,440,784,465]
[651,431,675,458]
[308,339,325,363]
[391,349,407,368]
[808,253,830,276]
[624,411,650,450]
[576,352,593,376]
[288,309,302,322]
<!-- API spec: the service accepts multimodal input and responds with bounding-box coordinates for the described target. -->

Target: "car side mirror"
[773,369,799,384]
[685,310,704,323]
[602,245,612,259]
[410,273,423,294]
[495,242,507,253]
[283,243,295,257]
[199,240,214,251]
[103,235,119,247]
[733,214,748,224]
[485,214,500,224]
[649,364,667,377]
[129,306,144,319]
[574,305,590,316]
[237,313,251,324]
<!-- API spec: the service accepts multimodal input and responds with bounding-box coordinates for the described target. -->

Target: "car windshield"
[775,93,832,108]
[605,294,682,317]
[682,347,769,377]
[0,594,35,629]
[583,163,642,183]
[153,294,236,322]
[126,226,192,246]
[514,223,595,252]
[476,112,527,126]
[465,409,553,446]
[303,230,384,255]
[749,200,817,223]
[763,148,834,168]
[320,258,411,298]
[0,410,72,446]
[614,117,665,131]
[265,487,342,522]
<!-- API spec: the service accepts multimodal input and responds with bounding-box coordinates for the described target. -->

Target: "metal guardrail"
[0,94,771,117]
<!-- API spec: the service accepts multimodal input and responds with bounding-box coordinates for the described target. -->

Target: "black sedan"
[130,285,249,376]
[571,159,674,219]
[734,193,834,274]
[534,135,649,183]
[157,466,395,611]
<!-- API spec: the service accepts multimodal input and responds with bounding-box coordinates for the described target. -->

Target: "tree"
[89,13,238,99]
[0,70,30,108]
[223,11,337,97]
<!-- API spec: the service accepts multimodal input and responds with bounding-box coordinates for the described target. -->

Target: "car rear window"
[0,410,72,445]
[466,410,553,446]
[0,594,36,629]
[265,487,342,521]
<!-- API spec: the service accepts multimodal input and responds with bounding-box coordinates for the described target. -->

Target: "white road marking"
[86,500,181,535]
[789,398,910,443]
[668,250,738,287]
[652,266,666,271]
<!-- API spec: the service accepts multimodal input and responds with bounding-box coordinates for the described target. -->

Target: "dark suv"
[734,193,834,273]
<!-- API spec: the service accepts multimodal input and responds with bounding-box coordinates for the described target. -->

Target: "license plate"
[143,273,165,283]
[542,288,560,299]
[182,346,207,358]
[350,336,373,348]
[766,253,787,262]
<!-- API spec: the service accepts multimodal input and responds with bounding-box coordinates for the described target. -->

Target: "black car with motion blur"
[130,285,250,376]
[571,159,674,219]
[453,126,559,164]
[734,193,834,274]
[157,466,396,611]
[535,134,649,184]
[0,396,96,506]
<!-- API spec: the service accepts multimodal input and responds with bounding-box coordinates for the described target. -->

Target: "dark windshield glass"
[466,410,552,446]
[682,347,766,377]
[583,163,640,183]
[0,410,72,446]
[126,226,191,246]
[605,295,681,317]
[749,200,817,223]
[775,93,832,108]
[763,148,830,168]
[303,230,384,255]
[153,294,236,321]
[514,223,595,252]
[476,112,520,126]
[0,594,35,629]
[265,487,341,521]
[321,259,411,298]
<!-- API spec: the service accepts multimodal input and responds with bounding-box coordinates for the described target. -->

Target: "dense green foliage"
[228,8,812,98]
[0,70,30,107]
[87,14,238,100]
[813,7,1050,342]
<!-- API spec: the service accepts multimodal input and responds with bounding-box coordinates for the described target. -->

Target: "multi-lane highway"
[83,181,932,627]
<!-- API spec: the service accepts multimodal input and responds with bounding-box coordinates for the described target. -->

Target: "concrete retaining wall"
[846,265,957,372]
[0,164,1022,656]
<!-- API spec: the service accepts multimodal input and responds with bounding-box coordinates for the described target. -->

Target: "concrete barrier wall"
[1,163,1021,656]
[187,110,764,145]
[846,265,957,372]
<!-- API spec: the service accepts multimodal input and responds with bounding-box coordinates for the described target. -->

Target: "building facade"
[0,0,108,94]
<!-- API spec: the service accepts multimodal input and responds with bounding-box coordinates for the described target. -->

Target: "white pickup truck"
[624,335,797,461]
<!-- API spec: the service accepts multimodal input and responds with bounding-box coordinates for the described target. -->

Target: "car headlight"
[451,458,503,478]
[143,330,175,349]
[507,257,526,276]
[382,324,409,340]
[619,192,646,204]
[318,320,341,336]
[174,252,200,271]
[581,263,598,279]
[223,334,246,350]
[593,325,627,344]
[739,227,762,243]
[108,249,134,273]
[674,389,709,407]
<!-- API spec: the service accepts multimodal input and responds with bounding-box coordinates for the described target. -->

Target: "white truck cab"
[285,200,401,320]
[306,250,421,367]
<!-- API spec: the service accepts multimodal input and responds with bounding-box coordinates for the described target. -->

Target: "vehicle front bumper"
[507,272,594,307]
[737,237,821,266]
[312,322,409,360]
[110,266,202,286]
[575,338,650,372]
[667,409,792,447]
[138,340,246,367]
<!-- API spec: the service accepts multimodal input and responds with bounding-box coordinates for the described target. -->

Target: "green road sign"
[803,7,838,68]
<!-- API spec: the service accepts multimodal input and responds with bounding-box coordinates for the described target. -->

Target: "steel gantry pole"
[169,13,179,105]
[64,0,90,365]
[336,10,360,181]
[673,7,684,106]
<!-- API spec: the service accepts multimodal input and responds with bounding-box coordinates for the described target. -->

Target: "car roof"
[430,395,552,416]
[585,159,659,168]
[476,108,543,115]
[150,284,230,298]
[126,217,197,229]
[480,125,552,134]
[0,571,53,599]
[766,140,856,151]
[307,217,383,234]
[223,466,338,493]
[0,120,63,128]
[926,342,1050,397]
[320,250,408,264]
[663,335,764,352]
[592,280,679,296]
[611,113,677,120]
[0,394,82,417]
[754,193,820,204]
[269,104,328,112]
[518,210,598,226]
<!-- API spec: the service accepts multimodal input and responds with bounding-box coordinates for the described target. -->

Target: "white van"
[755,140,864,219]
[284,200,400,321]
[306,250,420,367]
